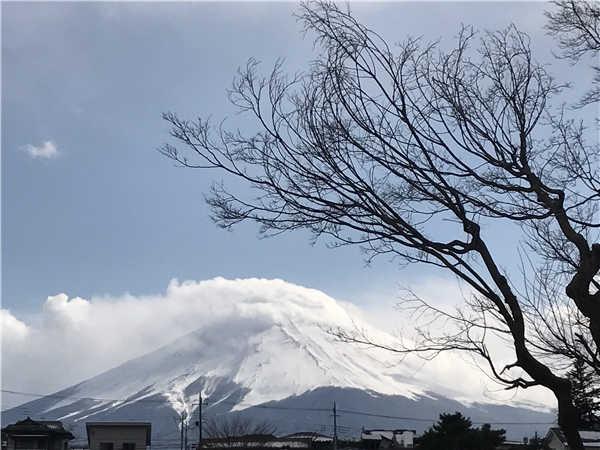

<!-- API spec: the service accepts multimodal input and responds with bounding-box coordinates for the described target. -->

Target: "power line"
[332,402,338,450]
[336,408,554,426]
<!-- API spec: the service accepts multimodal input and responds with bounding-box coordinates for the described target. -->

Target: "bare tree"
[161,2,599,449]
[545,0,600,106]
[203,416,276,448]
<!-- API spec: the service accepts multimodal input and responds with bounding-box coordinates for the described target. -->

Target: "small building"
[544,427,600,450]
[282,433,333,450]
[360,430,415,449]
[283,433,333,444]
[86,423,151,450]
[496,439,529,450]
[1,417,74,450]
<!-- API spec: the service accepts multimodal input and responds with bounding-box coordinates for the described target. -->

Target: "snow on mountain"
[1,278,555,441]
[26,279,424,419]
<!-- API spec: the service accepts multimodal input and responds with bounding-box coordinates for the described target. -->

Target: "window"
[99,443,114,450]
[122,443,135,450]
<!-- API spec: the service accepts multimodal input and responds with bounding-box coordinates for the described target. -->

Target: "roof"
[39,421,66,429]
[581,431,600,442]
[232,435,276,441]
[361,430,416,441]
[283,433,333,442]
[497,441,528,449]
[545,428,600,448]
[86,422,151,446]
[1,418,74,440]
[85,422,152,428]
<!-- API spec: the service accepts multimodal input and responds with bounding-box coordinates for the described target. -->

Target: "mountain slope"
[2,278,555,442]
[3,309,426,415]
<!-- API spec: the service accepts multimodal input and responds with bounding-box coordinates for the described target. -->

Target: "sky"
[1,1,594,412]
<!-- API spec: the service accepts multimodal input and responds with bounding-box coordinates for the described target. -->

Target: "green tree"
[417,413,505,450]
[568,358,600,429]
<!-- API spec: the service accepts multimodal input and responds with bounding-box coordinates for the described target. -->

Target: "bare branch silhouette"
[162,2,600,449]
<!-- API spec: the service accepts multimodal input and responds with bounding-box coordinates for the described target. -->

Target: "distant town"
[2,416,600,450]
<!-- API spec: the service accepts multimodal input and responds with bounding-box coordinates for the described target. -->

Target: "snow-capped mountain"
[2,278,555,442]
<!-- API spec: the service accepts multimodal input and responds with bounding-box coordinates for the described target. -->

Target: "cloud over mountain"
[1,278,554,410]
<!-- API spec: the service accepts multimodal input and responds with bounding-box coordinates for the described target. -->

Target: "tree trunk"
[556,384,585,450]
[514,342,585,450]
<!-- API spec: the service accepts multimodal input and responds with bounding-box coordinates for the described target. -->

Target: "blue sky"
[4,0,598,410]
[1,1,581,315]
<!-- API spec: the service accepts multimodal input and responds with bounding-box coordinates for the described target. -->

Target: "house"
[496,439,529,450]
[544,427,600,450]
[85,423,151,450]
[1,417,74,450]
[282,434,333,444]
[360,430,415,449]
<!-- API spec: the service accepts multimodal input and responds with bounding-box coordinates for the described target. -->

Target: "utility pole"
[184,418,189,450]
[197,392,203,450]
[180,412,185,450]
[332,401,338,450]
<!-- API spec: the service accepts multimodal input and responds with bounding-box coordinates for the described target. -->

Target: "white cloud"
[21,140,59,159]
[0,309,29,342]
[0,277,555,411]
